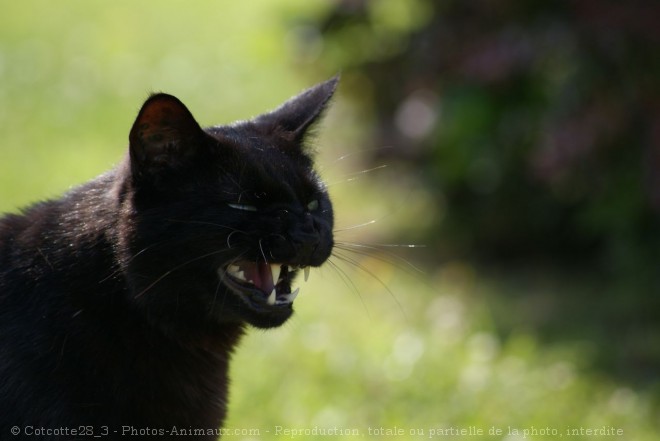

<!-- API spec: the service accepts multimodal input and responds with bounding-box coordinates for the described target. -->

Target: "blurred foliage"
[293,0,660,390]
[0,0,328,212]
[228,264,660,440]
[1,1,659,439]
[302,0,660,283]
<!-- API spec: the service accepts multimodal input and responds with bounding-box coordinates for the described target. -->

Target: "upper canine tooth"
[270,264,282,285]
[303,266,310,282]
[267,288,277,305]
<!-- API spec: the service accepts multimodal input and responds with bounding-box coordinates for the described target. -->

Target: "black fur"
[0,77,338,439]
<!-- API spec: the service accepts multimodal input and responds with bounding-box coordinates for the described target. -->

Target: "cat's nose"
[295,240,319,265]
[299,212,317,235]
[291,214,322,264]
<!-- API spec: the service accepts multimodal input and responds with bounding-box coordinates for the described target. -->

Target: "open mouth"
[219,261,309,308]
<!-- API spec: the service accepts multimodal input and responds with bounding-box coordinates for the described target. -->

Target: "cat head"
[119,78,338,330]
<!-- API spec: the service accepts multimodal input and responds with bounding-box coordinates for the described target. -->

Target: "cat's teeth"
[227,264,241,274]
[267,288,277,305]
[226,265,247,283]
[276,287,300,305]
[270,264,281,286]
[303,266,310,282]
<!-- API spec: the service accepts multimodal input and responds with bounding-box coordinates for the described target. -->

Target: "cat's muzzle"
[218,261,308,308]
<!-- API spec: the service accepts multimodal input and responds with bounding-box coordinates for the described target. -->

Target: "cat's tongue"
[242,261,275,294]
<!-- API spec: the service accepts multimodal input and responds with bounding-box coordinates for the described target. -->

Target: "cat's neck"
[1,169,245,429]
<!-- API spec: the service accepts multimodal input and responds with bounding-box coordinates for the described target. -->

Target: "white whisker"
[330,248,408,321]
[326,259,371,318]
[334,242,425,275]
[334,220,377,232]
[258,238,269,264]
[319,146,394,171]
[134,248,234,299]
[326,165,388,187]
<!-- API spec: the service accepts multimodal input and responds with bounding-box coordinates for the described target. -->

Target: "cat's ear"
[128,93,206,180]
[255,76,339,144]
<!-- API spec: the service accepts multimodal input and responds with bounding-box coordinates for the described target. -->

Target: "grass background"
[1,1,658,439]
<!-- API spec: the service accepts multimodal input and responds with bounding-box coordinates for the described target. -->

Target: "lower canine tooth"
[276,288,300,305]
[267,288,277,305]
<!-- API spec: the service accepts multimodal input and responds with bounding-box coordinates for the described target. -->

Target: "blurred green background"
[1,1,658,439]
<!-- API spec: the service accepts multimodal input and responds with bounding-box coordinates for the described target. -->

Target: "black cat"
[0,77,338,439]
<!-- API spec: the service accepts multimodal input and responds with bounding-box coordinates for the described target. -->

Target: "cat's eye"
[227,203,258,212]
[307,200,319,211]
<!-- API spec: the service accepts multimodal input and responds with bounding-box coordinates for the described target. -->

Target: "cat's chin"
[216,261,304,328]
